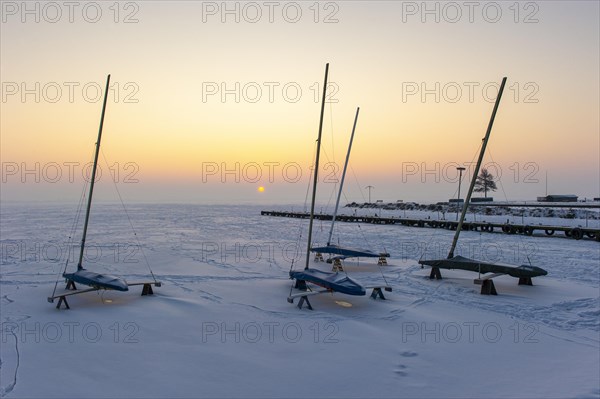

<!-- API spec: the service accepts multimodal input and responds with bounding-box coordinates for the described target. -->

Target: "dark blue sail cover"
[289,268,366,296]
[63,269,129,291]
[310,244,384,258]
[418,255,548,278]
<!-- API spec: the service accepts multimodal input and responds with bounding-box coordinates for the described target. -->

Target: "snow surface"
[1,203,599,398]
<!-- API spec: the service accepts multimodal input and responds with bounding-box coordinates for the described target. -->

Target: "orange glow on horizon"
[1,1,598,202]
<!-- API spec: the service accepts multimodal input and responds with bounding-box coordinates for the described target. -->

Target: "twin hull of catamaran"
[310,244,382,259]
[289,269,366,296]
[419,256,548,279]
[48,74,159,309]
[285,64,392,310]
[417,77,548,293]
[63,269,129,292]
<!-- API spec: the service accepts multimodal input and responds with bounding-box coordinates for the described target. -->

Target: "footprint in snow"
[400,351,418,357]
[394,364,408,377]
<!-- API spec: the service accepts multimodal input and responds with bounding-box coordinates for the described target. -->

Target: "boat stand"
[429,267,442,280]
[294,279,308,291]
[479,280,497,295]
[48,282,161,309]
[48,287,100,309]
[296,295,313,310]
[332,258,343,272]
[142,283,154,295]
[518,277,533,286]
[129,281,162,296]
[55,296,70,309]
[368,285,392,300]
[474,274,501,295]
[370,287,386,300]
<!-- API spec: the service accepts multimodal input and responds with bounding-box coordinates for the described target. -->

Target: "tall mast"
[448,77,506,259]
[305,64,329,270]
[327,107,359,246]
[77,74,111,270]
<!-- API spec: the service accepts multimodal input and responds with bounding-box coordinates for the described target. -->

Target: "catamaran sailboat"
[48,75,161,309]
[287,64,391,309]
[309,107,390,267]
[418,77,547,295]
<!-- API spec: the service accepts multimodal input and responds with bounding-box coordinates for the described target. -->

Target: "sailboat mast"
[327,107,360,246]
[77,74,111,269]
[305,64,329,270]
[448,77,506,259]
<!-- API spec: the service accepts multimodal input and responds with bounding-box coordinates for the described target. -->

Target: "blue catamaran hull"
[310,244,385,258]
[418,255,548,279]
[63,269,129,291]
[289,268,366,296]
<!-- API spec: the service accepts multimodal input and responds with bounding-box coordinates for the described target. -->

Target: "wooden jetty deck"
[261,210,600,241]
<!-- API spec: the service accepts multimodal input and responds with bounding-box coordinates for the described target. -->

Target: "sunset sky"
[1,1,598,204]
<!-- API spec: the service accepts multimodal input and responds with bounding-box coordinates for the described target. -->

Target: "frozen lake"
[1,203,599,398]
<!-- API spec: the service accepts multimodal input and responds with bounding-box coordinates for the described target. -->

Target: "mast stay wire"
[419,140,483,262]
[51,146,95,298]
[100,148,158,284]
[486,147,533,266]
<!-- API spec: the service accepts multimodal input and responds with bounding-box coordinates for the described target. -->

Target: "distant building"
[471,197,493,202]
[537,195,578,202]
[448,198,464,204]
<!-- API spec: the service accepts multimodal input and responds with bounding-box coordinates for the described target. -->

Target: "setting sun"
[0,2,598,398]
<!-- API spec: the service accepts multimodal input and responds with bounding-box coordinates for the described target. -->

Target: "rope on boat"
[487,147,534,267]
[101,149,158,284]
[51,147,94,298]
[419,140,482,261]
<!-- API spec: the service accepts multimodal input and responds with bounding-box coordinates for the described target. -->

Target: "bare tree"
[474,168,497,198]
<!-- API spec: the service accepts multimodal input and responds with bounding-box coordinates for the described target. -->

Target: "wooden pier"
[261,211,600,241]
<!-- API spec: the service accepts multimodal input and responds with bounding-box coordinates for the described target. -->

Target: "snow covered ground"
[1,203,599,398]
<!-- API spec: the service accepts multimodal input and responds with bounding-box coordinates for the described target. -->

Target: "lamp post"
[366,185,374,203]
[456,167,466,221]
